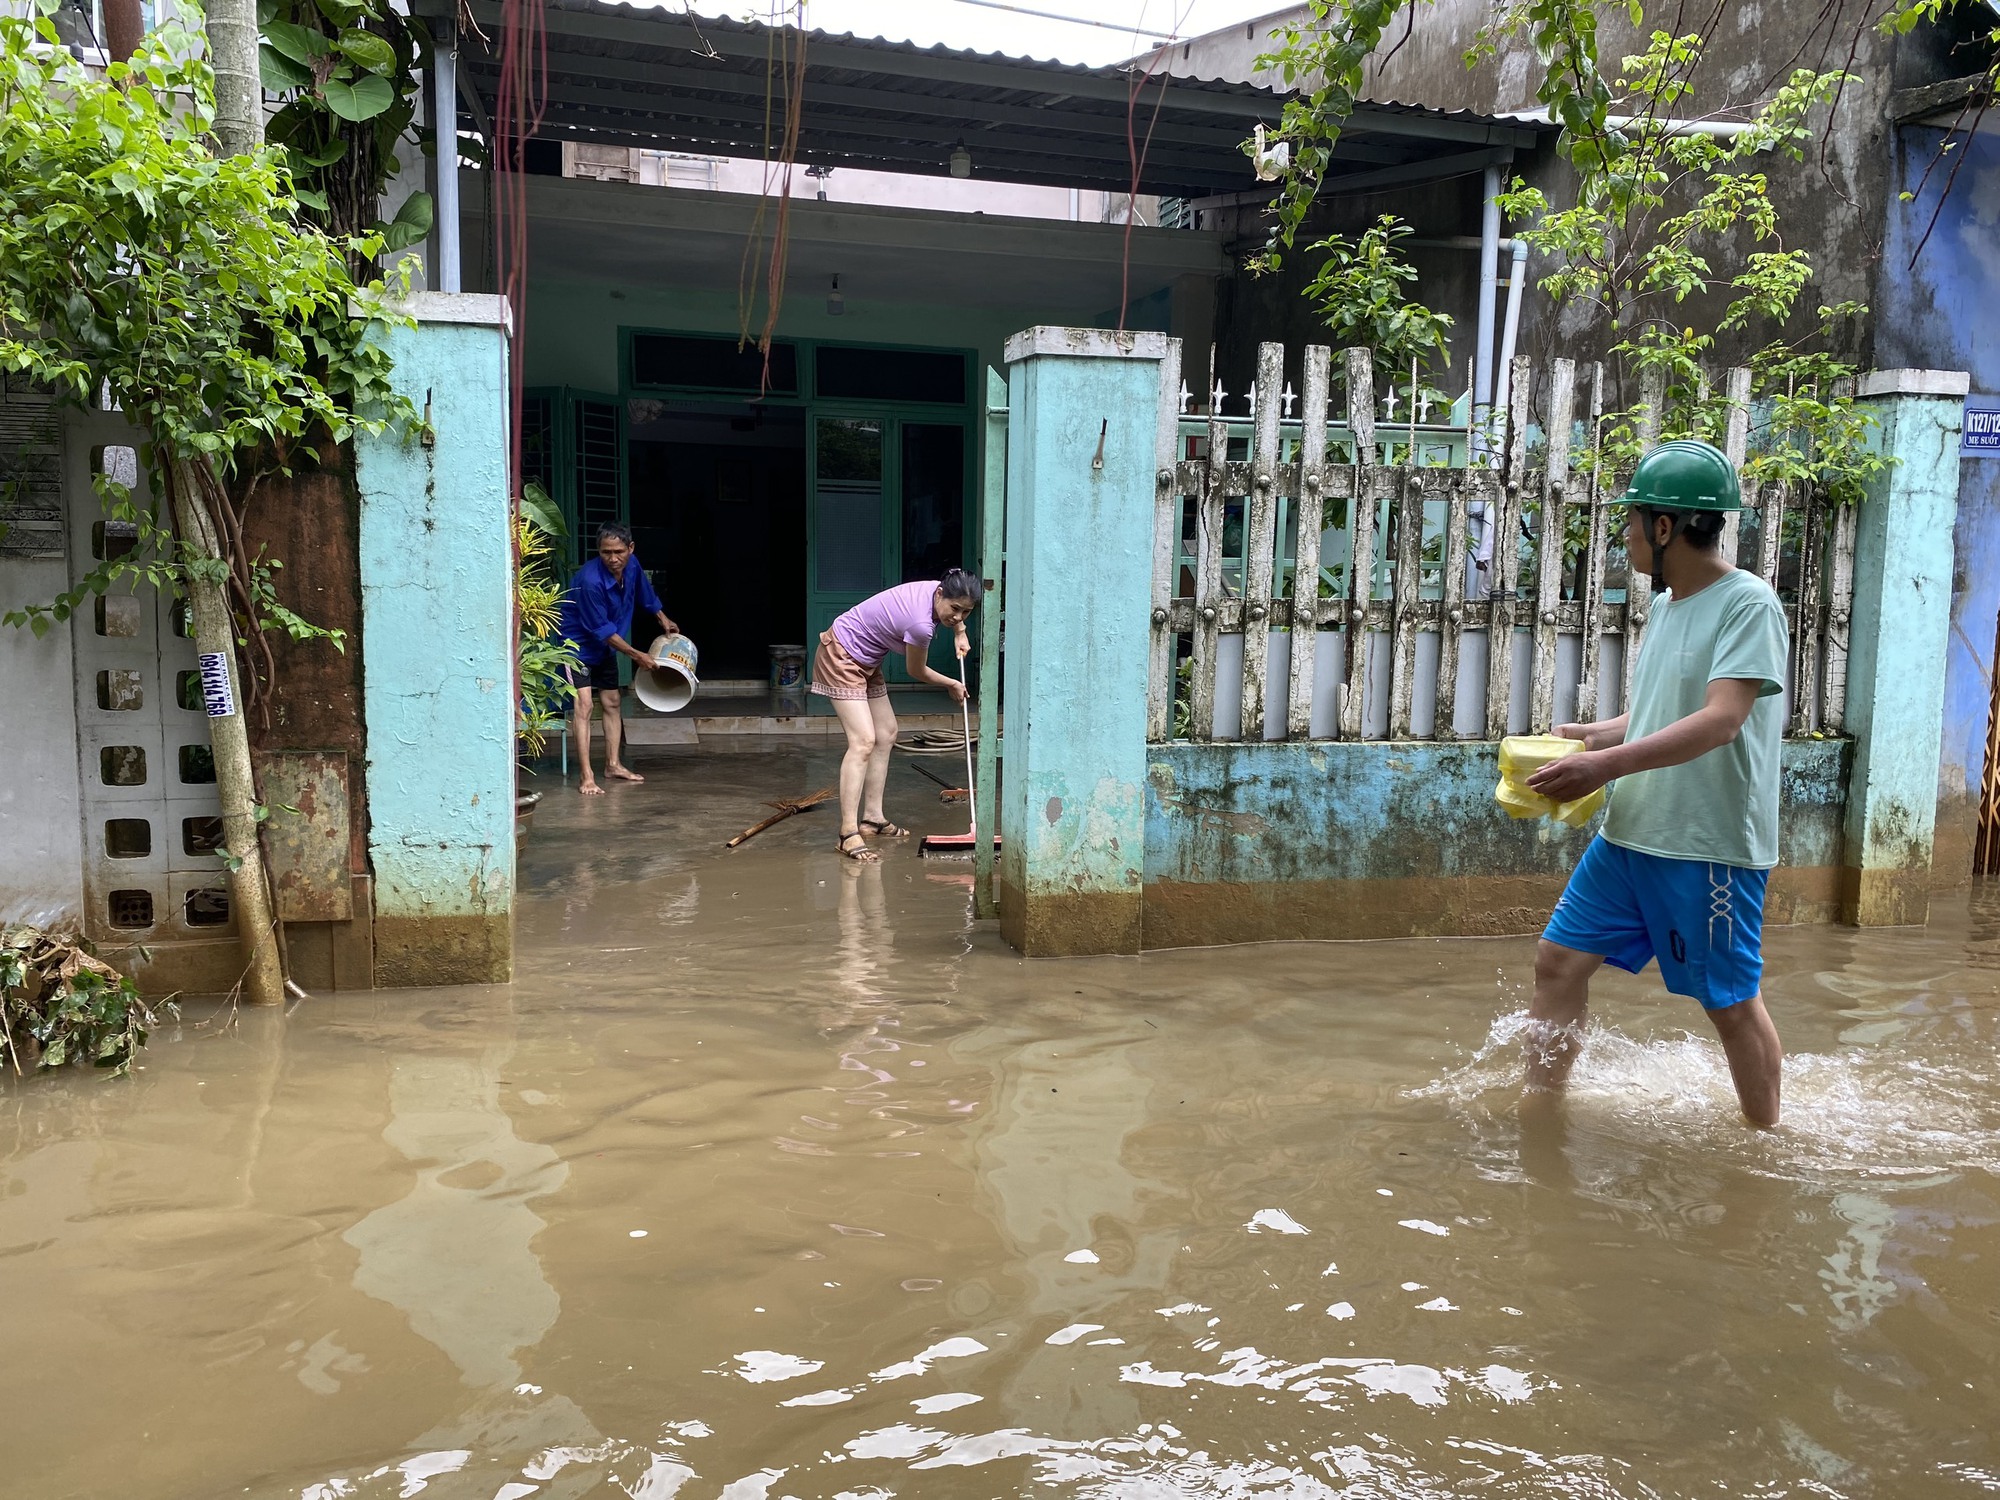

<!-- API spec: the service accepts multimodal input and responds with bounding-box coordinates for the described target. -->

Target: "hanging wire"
[1115,1,1201,330]
[493,0,548,508]
[736,0,808,390]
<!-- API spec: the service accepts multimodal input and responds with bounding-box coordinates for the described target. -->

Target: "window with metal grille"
[573,399,622,565]
[521,392,556,502]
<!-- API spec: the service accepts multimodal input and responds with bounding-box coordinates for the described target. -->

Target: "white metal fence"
[1148,342,1856,746]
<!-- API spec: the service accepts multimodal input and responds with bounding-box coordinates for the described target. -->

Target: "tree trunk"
[203,0,263,157]
[101,0,145,61]
[188,0,279,1002]
[170,457,284,1007]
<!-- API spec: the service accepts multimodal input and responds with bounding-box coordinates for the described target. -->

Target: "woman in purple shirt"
[810,568,983,863]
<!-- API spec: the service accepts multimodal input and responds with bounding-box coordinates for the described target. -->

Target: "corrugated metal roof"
[428,0,1549,197]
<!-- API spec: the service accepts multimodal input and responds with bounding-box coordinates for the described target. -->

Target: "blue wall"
[1880,125,2000,881]
[998,330,1164,954]
[355,295,518,984]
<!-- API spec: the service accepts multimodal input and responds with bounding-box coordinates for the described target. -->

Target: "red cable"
[494,0,547,508]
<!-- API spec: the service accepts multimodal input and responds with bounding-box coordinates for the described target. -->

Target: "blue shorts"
[1544,838,1769,1011]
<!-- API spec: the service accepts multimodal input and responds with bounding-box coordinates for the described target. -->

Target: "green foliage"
[260,0,433,253]
[0,9,417,644]
[1492,37,1845,354]
[1,924,176,1078]
[1880,0,2000,97]
[1246,0,1422,271]
[1490,31,1883,501]
[1301,216,1455,378]
[518,484,581,758]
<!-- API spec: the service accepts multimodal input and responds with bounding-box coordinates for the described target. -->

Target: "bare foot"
[607,764,645,783]
[579,781,605,796]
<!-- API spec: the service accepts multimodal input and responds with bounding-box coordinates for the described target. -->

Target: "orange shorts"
[808,630,887,701]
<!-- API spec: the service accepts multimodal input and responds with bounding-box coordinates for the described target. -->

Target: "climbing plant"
[1491,32,1881,498]
[0,7,414,645]
[1250,5,1895,503]
[257,0,433,269]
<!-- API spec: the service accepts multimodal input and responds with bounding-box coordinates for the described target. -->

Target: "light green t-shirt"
[1601,567,1790,869]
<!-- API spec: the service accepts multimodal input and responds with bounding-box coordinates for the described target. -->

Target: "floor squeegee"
[919,655,1000,855]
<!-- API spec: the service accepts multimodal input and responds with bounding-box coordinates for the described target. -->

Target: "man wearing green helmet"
[1520,439,1792,1127]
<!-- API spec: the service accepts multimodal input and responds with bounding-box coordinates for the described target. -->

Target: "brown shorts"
[808,630,887,701]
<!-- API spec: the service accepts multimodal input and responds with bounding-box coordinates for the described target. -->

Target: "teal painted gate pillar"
[1841,368,1969,926]
[997,328,1166,956]
[355,293,517,984]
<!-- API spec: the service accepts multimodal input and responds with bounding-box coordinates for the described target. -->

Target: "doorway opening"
[626,402,808,683]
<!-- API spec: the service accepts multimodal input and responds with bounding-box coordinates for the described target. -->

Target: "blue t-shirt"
[559,557,663,666]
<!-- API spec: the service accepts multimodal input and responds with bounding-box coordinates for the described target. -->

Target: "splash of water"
[1416,1009,2000,1182]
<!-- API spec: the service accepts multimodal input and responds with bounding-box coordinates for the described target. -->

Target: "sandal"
[836,831,881,863]
[858,820,908,838]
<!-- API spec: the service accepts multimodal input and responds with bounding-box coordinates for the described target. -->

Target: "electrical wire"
[936,0,1175,40]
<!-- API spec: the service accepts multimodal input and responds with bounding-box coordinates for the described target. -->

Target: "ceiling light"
[827,275,844,316]
[949,141,972,179]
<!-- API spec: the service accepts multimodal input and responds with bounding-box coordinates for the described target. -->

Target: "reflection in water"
[344,1051,569,1388]
[4,753,1999,1499]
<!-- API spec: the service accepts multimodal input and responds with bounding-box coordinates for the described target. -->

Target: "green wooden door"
[807,412,975,688]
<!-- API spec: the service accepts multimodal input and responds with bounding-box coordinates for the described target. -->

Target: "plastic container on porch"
[634,634,700,713]
[768,644,808,691]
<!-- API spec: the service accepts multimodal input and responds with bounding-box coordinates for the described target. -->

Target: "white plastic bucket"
[633,633,700,713]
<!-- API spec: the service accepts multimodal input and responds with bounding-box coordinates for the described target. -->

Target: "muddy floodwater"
[5,744,1999,1499]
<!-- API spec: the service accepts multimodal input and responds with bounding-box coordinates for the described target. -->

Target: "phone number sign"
[1966,397,2000,458]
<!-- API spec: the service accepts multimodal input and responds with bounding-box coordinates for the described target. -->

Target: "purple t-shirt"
[832,581,937,669]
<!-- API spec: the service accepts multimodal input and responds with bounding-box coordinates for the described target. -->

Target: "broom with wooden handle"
[920,654,998,854]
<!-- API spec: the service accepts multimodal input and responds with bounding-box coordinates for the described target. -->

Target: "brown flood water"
[5,742,1999,1500]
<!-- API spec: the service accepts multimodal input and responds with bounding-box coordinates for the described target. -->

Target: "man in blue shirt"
[558,522,677,795]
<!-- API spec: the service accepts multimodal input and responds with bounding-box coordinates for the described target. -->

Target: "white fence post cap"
[1856,368,1971,398]
[1004,327,1171,363]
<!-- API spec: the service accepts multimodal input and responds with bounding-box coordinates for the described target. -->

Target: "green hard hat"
[1621,438,1743,512]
